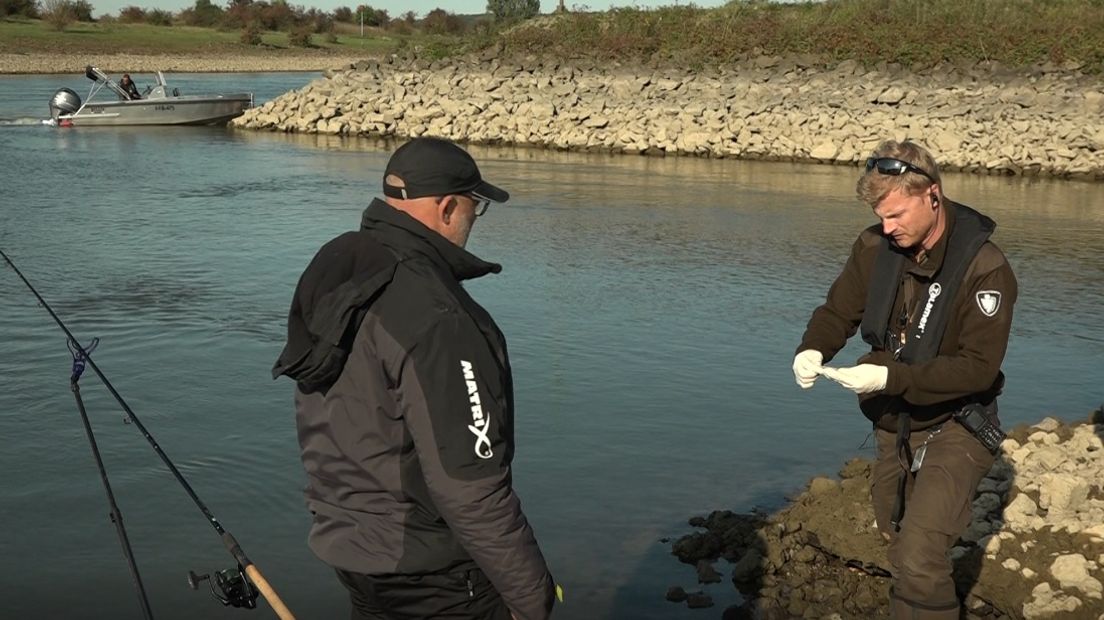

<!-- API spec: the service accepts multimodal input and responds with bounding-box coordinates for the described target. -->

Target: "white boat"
[48,66,253,127]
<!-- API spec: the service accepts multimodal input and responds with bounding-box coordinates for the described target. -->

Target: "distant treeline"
[10,0,1091,73]
[1,0,541,37]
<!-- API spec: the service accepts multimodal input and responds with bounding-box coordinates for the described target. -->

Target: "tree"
[387,16,410,34]
[117,5,147,22]
[39,0,75,30]
[0,0,38,18]
[258,1,296,31]
[71,0,93,20]
[422,8,463,34]
[288,24,312,46]
[486,0,538,22]
[302,7,333,33]
[240,23,262,44]
[353,4,386,27]
[332,5,351,22]
[147,7,172,24]
[181,0,223,27]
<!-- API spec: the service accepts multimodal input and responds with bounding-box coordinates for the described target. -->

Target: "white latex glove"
[792,349,824,389]
[821,364,888,394]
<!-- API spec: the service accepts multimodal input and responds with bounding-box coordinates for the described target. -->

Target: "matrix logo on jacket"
[460,360,494,459]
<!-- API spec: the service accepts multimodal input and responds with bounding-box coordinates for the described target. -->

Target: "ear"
[929,185,940,208]
[438,195,458,225]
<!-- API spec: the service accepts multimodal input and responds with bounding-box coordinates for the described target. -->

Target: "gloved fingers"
[820,366,854,389]
[794,359,822,375]
[821,365,885,394]
[792,350,824,388]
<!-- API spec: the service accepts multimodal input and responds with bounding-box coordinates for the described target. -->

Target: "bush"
[147,8,173,25]
[180,0,222,27]
[0,0,36,17]
[388,17,411,34]
[422,8,465,34]
[117,5,146,22]
[325,30,338,43]
[288,25,312,46]
[258,1,295,30]
[487,0,539,22]
[71,0,93,21]
[304,8,333,33]
[240,23,262,44]
[40,0,75,30]
[222,0,254,29]
[493,0,1104,73]
[360,5,388,26]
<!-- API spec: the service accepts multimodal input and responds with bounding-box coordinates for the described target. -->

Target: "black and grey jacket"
[274,199,554,619]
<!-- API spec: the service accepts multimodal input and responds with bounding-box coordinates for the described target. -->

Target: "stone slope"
[669,413,1104,619]
[232,53,1104,180]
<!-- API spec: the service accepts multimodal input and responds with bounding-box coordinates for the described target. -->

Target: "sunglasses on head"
[865,157,935,182]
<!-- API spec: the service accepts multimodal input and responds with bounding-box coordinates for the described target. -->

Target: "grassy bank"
[494,0,1104,72]
[5,0,1104,74]
[0,18,404,57]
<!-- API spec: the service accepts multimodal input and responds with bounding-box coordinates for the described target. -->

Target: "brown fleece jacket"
[798,203,1018,431]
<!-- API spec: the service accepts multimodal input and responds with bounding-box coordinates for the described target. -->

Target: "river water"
[1,73,1102,619]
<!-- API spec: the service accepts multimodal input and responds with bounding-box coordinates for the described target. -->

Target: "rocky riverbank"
[230,50,1104,180]
[0,51,370,74]
[667,411,1104,619]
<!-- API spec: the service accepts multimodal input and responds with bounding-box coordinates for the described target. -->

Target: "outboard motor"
[49,88,82,121]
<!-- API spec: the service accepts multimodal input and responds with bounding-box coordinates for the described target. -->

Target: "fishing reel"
[188,564,258,609]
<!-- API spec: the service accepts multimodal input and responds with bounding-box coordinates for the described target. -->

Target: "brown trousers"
[871,421,995,618]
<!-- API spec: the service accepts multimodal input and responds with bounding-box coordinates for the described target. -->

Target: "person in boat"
[119,74,141,100]
[274,137,556,620]
[792,139,1016,619]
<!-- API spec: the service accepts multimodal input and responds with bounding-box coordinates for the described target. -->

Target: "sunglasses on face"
[865,157,935,182]
[439,194,490,217]
[466,194,491,217]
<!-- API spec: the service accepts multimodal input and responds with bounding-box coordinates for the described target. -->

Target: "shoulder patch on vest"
[976,290,1002,317]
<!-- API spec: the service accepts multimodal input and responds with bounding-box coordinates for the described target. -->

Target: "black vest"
[859,202,995,364]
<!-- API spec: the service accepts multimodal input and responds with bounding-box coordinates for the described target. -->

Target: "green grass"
[0,18,406,55]
[495,0,1104,72]
[7,0,1103,72]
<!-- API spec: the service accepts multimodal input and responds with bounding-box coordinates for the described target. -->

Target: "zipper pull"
[466,576,474,598]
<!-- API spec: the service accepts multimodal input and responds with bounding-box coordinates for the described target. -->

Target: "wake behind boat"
[48,66,253,127]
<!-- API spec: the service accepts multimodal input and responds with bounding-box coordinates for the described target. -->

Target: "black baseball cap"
[383,137,508,204]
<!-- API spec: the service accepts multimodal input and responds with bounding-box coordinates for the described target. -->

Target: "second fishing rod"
[1,248,295,620]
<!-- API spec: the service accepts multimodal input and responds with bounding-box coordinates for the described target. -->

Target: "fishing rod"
[69,336,155,620]
[0,249,295,620]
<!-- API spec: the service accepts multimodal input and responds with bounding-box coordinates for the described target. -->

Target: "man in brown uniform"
[792,140,1017,619]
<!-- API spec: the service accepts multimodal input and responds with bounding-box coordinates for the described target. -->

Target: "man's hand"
[821,364,888,394]
[792,349,824,389]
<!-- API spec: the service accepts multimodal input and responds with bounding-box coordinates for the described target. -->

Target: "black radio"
[953,403,1005,454]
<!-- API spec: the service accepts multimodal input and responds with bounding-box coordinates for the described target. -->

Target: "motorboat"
[48,66,253,127]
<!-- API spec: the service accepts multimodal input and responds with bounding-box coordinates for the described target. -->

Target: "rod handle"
[244,564,295,620]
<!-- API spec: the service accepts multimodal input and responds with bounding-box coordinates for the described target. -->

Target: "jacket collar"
[906,201,957,278]
[360,198,502,281]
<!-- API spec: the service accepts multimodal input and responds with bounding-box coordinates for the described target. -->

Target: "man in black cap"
[274,137,556,620]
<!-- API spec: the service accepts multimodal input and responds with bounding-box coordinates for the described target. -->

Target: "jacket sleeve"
[797,233,872,362]
[882,260,1017,404]
[398,312,554,620]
